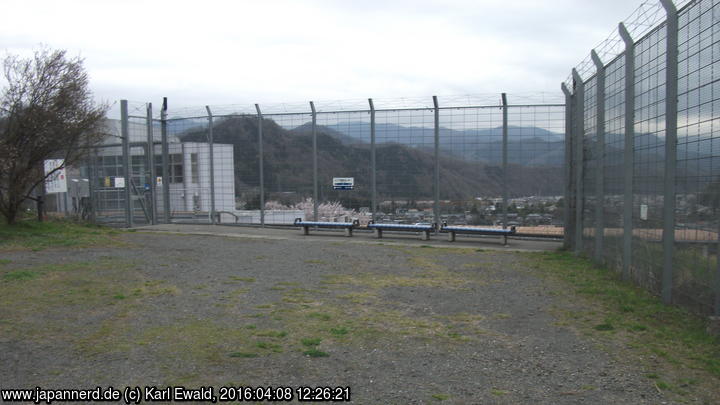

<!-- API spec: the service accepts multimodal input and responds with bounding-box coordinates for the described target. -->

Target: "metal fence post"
[561,83,574,250]
[161,98,170,223]
[256,104,265,227]
[501,93,509,229]
[88,147,97,223]
[120,100,133,227]
[310,101,318,221]
[716,221,720,316]
[572,69,585,255]
[146,103,157,225]
[591,50,606,264]
[619,22,636,281]
[369,98,377,222]
[660,0,678,305]
[433,96,440,231]
[205,106,216,225]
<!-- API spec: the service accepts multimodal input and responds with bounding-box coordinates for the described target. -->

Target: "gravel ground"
[0,229,699,404]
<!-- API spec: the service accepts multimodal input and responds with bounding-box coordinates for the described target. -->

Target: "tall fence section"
[80,95,566,238]
[564,0,720,316]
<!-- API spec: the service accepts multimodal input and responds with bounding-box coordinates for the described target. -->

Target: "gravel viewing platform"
[1,226,716,404]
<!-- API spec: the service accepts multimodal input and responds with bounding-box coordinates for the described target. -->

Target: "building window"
[131,155,146,188]
[170,154,183,183]
[154,155,163,179]
[191,153,199,184]
[154,154,184,184]
[96,155,120,188]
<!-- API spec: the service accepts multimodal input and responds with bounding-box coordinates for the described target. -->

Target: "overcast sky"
[1,0,647,111]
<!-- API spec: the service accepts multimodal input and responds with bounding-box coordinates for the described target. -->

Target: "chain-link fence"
[82,96,566,240]
[565,0,720,317]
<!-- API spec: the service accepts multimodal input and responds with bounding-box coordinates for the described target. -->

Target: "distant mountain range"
[169,115,718,171]
[293,121,718,179]
[291,122,567,166]
[178,114,718,203]
[180,116,566,206]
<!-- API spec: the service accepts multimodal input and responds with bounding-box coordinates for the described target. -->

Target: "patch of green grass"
[136,321,257,364]
[0,259,11,266]
[2,270,38,281]
[628,323,647,332]
[678,377,697,386]
[329,327,349,336]
[282,295,315,304]
[0,256,182,349]
[431,393,450,401]
[301,338,322,347]
[337,291,376,304]
[302,348,328,357]
[307,312,331,321]
[254,330,287,338]
[656,380,671,390]
[228,352,258,358]
[275,282,300,287]
[263,289,482,349]
[651,347,668,358]
[529,251,720,379]
[0,219,122,251]
[491,389,509,396]
[594,322,614,331]
[256,341,283,352]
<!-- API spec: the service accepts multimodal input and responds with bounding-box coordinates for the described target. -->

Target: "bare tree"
[0,48,108,225]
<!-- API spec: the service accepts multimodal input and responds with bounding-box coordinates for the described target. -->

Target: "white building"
[92,119,235,222]
[164,142,235,214]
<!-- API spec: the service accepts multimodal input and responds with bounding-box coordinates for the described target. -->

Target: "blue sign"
[333,177,354,190]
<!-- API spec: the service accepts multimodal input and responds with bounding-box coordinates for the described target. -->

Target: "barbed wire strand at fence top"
[565,0,694,88]
[104,93,564,121]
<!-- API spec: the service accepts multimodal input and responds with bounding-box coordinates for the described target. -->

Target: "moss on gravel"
[0,256,180,347]
[527,250,720,398]
[0,219,123,251]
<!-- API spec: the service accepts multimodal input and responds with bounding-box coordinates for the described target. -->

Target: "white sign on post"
[333,177,354,190]
[114,177,126,188]
[640,204,648,221]
[44,159,67,194]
